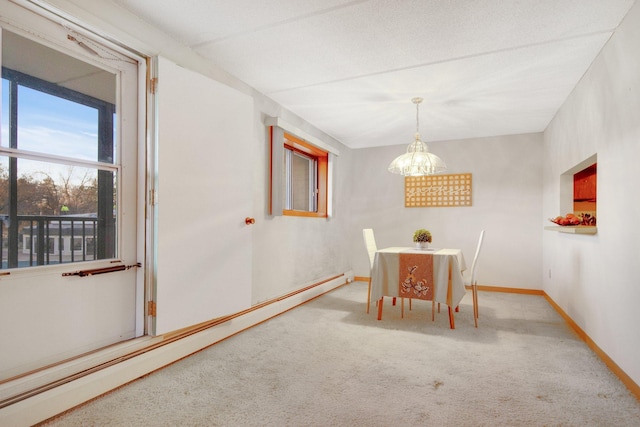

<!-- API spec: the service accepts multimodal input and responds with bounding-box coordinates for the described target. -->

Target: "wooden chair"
[463,230,485,327]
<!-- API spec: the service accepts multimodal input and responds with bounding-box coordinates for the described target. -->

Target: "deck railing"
[0,215,99,269]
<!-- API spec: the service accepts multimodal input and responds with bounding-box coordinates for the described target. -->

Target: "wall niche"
[546,153,597,234]
[573,162,597,224]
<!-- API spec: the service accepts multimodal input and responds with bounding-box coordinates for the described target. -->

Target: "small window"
[282,133,328,217]
[285,148,316,211]
[269,121,337,218]
[269,127,329,218]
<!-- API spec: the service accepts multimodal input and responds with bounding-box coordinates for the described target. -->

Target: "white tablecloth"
[370,247,467,308]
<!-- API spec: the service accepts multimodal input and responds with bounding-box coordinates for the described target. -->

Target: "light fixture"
[388,97,447,176]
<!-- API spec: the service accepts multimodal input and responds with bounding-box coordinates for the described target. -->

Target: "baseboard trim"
[0,274,348,427]
[475,285,544,295]
[542,293,640,401]
[475,285,639,401]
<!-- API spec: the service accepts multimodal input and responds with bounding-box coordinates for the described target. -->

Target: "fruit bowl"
[549,213,596,226]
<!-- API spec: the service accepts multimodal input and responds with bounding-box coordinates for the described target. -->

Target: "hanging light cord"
[412,97,423,138]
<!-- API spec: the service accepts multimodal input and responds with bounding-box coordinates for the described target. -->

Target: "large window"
[1,30,117,269]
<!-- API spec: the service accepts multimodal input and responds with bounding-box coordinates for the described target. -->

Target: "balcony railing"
[0,215,100,269]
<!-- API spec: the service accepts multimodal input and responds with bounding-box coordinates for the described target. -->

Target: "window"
[268,120,338,218]
[283,133,328,216]
[285,148,316,211]
[1,30,117,268]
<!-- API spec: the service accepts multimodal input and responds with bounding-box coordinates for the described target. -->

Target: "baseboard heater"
[0,273,348,426]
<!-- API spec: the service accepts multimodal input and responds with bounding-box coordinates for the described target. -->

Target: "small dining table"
[370,247,467,329]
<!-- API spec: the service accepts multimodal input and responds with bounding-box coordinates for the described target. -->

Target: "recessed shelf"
[544,226,597,235]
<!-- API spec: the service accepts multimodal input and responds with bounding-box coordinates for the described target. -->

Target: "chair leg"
[377,297,384,320]
[401,298,404,318]
[366,278,372,314]
[431,299,435,322]
[472,283,479,328]
[392,297,397,306]
[409,298,412,311]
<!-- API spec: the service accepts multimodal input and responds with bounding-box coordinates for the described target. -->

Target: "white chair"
[362,229,377,313]
[363,228,402,317]
[463,230,485,327]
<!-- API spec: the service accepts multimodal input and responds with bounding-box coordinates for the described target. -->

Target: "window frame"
[1,65,117,268]
[282,132,327,217]
[284,146,317,212]
[269,125,332,218]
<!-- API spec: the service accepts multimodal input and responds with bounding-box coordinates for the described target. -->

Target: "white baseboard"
[0,274,348,427]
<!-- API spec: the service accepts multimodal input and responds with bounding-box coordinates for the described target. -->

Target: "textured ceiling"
[113,0,636,149]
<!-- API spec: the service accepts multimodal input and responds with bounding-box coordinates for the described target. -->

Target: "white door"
[152,57,253,335]
[0,3,142,379]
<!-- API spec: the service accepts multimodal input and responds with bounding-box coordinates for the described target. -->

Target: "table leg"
[448,306,455,329]
[448,258,455,329]
[377,297,384,320]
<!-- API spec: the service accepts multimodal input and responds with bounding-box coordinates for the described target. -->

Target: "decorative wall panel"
[405,173,472,207]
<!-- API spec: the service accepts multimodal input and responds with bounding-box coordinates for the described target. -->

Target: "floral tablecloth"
[371,247,467,308]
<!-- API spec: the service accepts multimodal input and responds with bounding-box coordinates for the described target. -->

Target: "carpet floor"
[40,282,640,426]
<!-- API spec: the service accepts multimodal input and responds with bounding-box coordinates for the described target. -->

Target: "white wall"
[250,107,355,303]
[350,133,543,290]
[40,0,354,310]
[543,1,640,386]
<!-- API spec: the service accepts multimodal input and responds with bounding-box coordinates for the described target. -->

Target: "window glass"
[0,30,117,269]
[281,132,328,217]
[269,126,331,218]
[0,157,113,267]
[16,86,99,160]
[285,148,317,212]
[1,79,7,145]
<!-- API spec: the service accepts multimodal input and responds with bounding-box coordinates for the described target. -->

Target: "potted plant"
[413,229,432,249]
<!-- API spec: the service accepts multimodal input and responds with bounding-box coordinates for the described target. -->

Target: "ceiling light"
[388,97,447,176]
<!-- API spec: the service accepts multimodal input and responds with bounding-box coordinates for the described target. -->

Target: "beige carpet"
[40,282,640,426]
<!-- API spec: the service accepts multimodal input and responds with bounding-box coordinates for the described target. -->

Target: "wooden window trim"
[273,131,328,218]
[284,132,328,218]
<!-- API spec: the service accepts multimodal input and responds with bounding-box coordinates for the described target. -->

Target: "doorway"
[0,4,144,379]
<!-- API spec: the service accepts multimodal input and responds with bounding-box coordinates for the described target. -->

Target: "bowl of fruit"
[549,213,583,226]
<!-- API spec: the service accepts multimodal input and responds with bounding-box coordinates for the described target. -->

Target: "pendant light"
[388,97,447,176]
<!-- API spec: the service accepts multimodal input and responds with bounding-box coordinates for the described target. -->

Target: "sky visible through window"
[1,78,105,185]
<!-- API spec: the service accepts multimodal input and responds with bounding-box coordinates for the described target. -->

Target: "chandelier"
[388,97,447,176]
